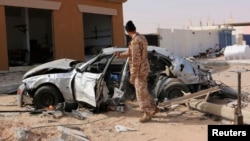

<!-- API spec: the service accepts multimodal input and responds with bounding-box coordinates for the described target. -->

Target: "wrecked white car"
[17,46,239,111]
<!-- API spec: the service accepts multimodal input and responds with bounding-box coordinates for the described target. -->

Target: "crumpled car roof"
[102,46,175,58]
[23,58,77,79]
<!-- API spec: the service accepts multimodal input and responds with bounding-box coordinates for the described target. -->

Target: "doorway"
[83,13,113,60]
[5,6,53,66]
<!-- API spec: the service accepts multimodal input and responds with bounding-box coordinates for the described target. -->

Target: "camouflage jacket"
[120,33,150,77]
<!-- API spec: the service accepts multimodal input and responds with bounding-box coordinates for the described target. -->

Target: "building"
[0,0,127,71]
[224,22,250,46]
[157,24,235,57]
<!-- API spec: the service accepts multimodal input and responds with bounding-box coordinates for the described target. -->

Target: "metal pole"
[234,71,243,125]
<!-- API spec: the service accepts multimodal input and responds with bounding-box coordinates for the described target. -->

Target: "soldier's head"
[125,20,136,37]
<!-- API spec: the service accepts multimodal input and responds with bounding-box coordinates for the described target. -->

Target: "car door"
[73,54,114,107]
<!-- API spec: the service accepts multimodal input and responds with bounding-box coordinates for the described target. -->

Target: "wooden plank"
[158,86,220,108]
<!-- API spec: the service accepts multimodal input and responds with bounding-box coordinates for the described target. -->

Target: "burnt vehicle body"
[17,46,238,110]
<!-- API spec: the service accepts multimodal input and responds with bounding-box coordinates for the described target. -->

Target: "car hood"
[23,58,78,79]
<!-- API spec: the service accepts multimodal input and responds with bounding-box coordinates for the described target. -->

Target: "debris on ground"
[14,128,29,141]
[57,126,90,141]
[64,110,93,120]
[39,110,63,119]
[115,125,136,132]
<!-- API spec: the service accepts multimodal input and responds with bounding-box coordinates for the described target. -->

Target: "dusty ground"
[0,59,250,141]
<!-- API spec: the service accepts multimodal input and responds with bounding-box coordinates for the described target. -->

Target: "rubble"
[39,110,63,119]
[57,126,89,141]
[115,125,136,132]
[64,110,93,120]
[167,111,184,117]
[14,128,29,141]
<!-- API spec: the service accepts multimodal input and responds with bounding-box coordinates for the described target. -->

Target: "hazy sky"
[123,0,250,33]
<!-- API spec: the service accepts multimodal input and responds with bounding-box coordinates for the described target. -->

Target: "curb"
[0,84,20,94]
[0,64,38,74]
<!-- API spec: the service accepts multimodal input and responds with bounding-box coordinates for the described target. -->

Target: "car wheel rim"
[41,93,54,107]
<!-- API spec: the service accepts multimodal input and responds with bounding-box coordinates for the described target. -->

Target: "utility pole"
[230,70,246,125]
[234,71,243,124]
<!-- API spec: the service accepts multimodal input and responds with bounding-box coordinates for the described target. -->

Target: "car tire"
[158,81,190,101]
[64,102,78,112]
[33,85,62,109]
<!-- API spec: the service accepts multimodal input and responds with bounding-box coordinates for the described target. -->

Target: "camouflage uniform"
[120,33,152,112]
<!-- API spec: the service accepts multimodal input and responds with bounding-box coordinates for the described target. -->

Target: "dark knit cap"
[125,20,136,32]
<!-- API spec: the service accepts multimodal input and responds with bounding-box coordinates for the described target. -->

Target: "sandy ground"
[0,61,250,141]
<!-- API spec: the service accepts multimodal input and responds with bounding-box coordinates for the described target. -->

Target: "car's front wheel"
[33,85,62,109]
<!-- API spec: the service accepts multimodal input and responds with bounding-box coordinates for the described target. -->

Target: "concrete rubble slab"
[57,126,89,141]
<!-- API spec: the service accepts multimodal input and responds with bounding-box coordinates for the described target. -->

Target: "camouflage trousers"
[134,75,154,112]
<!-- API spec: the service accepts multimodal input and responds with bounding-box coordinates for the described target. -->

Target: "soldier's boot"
[139,112,151,123]
[150,106,160,117]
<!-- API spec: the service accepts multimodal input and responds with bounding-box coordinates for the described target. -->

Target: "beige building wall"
[53,0,85,60]
[0,0,126,70]
[53,0,126,60]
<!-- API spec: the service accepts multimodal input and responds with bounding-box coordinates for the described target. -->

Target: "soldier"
[115,20,159,123]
